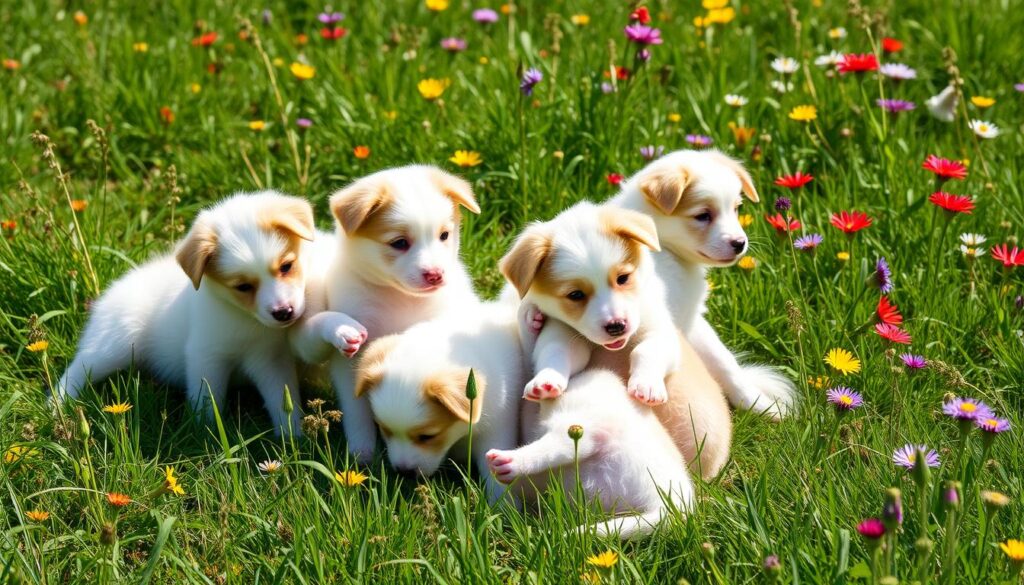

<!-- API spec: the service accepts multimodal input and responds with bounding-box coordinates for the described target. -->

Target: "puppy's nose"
[604,319,628,337]
[271,306,294,322]
[422,269,445,286]
[729,238,747,254]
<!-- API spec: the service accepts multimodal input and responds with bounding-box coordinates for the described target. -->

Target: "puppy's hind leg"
[55,342,136,402]
[576,509,667,541]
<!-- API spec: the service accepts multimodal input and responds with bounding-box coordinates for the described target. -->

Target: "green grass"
[2,0,1023,582]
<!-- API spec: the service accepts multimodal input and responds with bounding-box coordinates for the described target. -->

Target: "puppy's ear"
[175,218,218,290]
[429,168,481,215]
[714,153,760,202]
[423,367,486,424]
[600,208,661,252]
[354,334,400,398]
[329,179,391,234]
[261,195,315,241]
[499,226,552,298]
[639,165,690,215]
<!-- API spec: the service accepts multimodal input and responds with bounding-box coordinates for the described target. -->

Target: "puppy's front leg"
[243,354,304,435]
[289,311,368,364]
[626,324,680,405]
[473,424,520,503]
[185,352,230,425]
[485,428,597,485]
[330,354,377,463]
[524,321,591,401]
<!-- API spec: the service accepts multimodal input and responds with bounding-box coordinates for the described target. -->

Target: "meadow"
[2,0,1024,582]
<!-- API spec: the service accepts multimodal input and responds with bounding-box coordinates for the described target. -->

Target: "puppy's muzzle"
[729,238,748,254]
[604,319,628,337]
[271,305,295,322]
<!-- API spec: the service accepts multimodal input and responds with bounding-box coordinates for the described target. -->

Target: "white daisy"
[815,51,843,68]
[771,56,799,74]
[724,94,748,107]
[960,245,987,258]
[926,86,958,123]
[879,63,917,81]
[969,119,1000,138]
[828,27,847,40]
[770,79,794,94]
[960,233,987,246]
[258,459,283,475]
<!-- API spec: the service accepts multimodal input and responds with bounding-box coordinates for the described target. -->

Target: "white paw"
[524,304,546,336]
[486,449,523,484]
[627,374,668,405]
[325,317,368,358]
[523,369,567,402]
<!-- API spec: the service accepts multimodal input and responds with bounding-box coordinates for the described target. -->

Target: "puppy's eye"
[566,290,586,301]
[389,238,411,251]
[416,433,438,443]
[616,273,630,286]
[279,261,293,275]
[235,283,254,292]
[440,231,450,242]
[694,212,713,223]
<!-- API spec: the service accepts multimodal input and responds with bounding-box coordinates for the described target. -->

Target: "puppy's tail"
[739,363,797,420]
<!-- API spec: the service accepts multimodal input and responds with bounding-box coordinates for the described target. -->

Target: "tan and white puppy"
[500,202,680,406]
[320,165,481,462]
[354,301,525,501]
[56,192,316,433]
[610,150,796,418]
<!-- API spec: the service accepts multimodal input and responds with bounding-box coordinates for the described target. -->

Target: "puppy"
[610,150,797,419]
[57,192,316,433]
[320,165,481,461]
[486,369,694,539]
[500,201,681,406]
[353,300,525,501]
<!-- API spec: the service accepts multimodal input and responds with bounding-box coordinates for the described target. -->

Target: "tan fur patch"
[598,208,661,251]
[706,151,759,202]
[420,367,486,424]
[639,165,691,215]
[257,195,315,241]
[532,260,594,322]
[428,168,481,215]
[175,220,218,290]
[499,227,553,298]
[330,179,392,235]
[354,334,402,397]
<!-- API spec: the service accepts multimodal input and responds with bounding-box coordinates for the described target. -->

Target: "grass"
[2,0,1023,582]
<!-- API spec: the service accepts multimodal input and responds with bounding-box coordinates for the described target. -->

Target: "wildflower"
[765,213,801,234]
[4,445,38,464]
[728,123,756,148]
[875,323,912,344]
[73,10,88,25]
[826,387,863,410]
[892,444,940,469]
[71,199,87,215]
[899,354,927,369]
[639,145,664,161]
[788,105,817,122]
[440,37,467,52]
[295,33,309,45]
[26,340,49,352]
[970,96,995,108]
[335,470,368,486]
[828,27,847,40]
[519,68,543,96]
[450,150,482,167]
[922,155,967,182]
[982,491,1011,509]
[876,99,916,113]
[794,233,823,251]
[976,416,1010,434]
[191,32,218,47]
[568,425,584,440]
[991,244,1024,268]
[320,27,346,40]
[1016,83,1024,92]
[836,251,850,262]
[824,348,861,375]
[763,555,782,575]
[815,51,843,68]
[586,551,619,568]
[830,210,872,234]
[856,518,886,540]
[737,256,757,271]
[106,492,132,507]
[882,487,904,530]
[774,197,791,212]
[929,192,974,215]
[724,94,748,107]
[685,134,713,148]
[248,120,266,131]
[968,119,1000,139]
[290,62,315,80]
[570,14,590,26]
[258,459,283,475]
[999,540,1024,563]
[771,57,799,74]
[2,59,20,70]
[738,213,753,228]
[189,83,201,94]
[317,10,344,24]
[159,106,174,125]
[665,113,682,123]
[630,6,651,23]
[132,42,149,53]
[296,118,313,129]
[418,78,449,100]
[473,8,499,23]
[425,0,449,10]
[837,53,878,74]
[876,296,903,325]
[600,82,615,94]
[926,86,958,122]
[623,24,663,46]
[771,80,795,94]
[103,402,132,415]
[351,145,370,159]
[775,172,813,189]
[606,173,624,186]
[1,220,16,231]
[26,510,50,522]
[879,63,917,81]
[872,257,893,293]
[881,37,903,53]
[960,233,986,247]
[164,466,185,496]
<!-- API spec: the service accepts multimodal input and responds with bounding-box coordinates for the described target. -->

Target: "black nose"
[604,320,627,337]
[271,306,294,322]
[730,238,747,254]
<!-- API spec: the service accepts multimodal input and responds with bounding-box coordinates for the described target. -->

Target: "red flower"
[606,173,624,186]
[320,27,347,40]
[604,66,631,80]
[991,244,1024,268]
[877,296,903,326]
[765,213,801,234]
[106,492,132,507]
[830,210,873,233]
[837,53,879,74]
[191,32,218,47]
[881,37,903,53]
[774,172,814,189]
[875,323,912,344]
[921,155,967,181]
[928,192,974,215]
[630,6,651,24]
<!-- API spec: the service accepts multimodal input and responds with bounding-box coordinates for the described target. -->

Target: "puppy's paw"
[325,315,369,358]
[627,374,668,406]
[523,369,567,402]
[524,304,546,336]
[486,449,523,484]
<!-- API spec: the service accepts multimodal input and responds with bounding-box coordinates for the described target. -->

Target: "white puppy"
[57,192,317,433]
[611,150,796,418]
[500,202,680,406]
[353,301,525,501]
[486,369,694,539]
[317,165,481,461]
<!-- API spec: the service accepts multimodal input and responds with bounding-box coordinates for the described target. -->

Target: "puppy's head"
[500,202,659,350]
[632,150,758,266]
[329,165,480,296]
[175,191,314,328]
[355,334,484,476]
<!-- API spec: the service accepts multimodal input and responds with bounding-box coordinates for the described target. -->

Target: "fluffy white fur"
[486,369,693,539]
[611,150,797,419]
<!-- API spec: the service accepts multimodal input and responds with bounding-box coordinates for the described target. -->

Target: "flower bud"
[944,481,962,510]
[774,197,792,212]
[76,406,90,442]
[568,425,584,441]
[700,542,715,561]
[465,369,478,401]
[882,487,903,530]
[282,384,293,415]
[100,523,117,546]
[763,554,781,580]
[911,447,930,488]
[915,537,934,555]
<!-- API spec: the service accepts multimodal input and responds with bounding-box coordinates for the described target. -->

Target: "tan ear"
[422,367,486,424]
[498,226,552,298]
[600,208,661,252]
[260,195,315,241]
[329,180,391,234]
[429,168,480,215]
[639,165,691,215]
[713,153,760,202]
[175,219,218,290]
[354,334,401,398]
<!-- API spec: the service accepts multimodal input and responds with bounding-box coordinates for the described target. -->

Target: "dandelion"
[926,86,958,122]
[132,42,149,53]
[450,150,482,167]
[826,387,863,410]
[876,98,916,113]
[970,96,995,108]
[892,444,940,469]
[922,155,967,182]
[106,492,132,507]
[473,8,499,23]
[824,348,861,375]
[857,518,886,540]
[877,296,903,325]
[775,172,813,189]
[879,63,917,81]
[103,402,132,415]
[26,510,50,522]
[788,105,817,122]
[724,94,748,107]
[685,134,713,148]
[836,251,850,262]
[69,199,88,212]
[4,445,38,464]
[666,113,682,123]
[794,233,823,251]
[353,145,370,159]
[1000,540,1024,563]
[982,491,1011,509]
[765,213,801,234]
[830,210,872,234]
[623,24,663,46]
[872,257,893,293]
[26,340,49,352]
[258,459,283,475]
[815,51,843,68]
[418,78,449,100]
[899,354,927,369]
[290,62,315,80]
[248,120,266,131]
[771,56,799,74]
[425,0,449,10]
[164,466,185,496]
[968,119,1000,139]
[335,470,368,487]
[570,14,590,26]
[837,53,879,74]
[189,83,201,94]
[737,256,757,271]
[881,37,903,53]
[440,37,467,52]
[875,323,912,344]
[929,192,974,215]
[519,68,543,96]
[991,244,1024,268]
[586,551,619,568]
[639,145,664,161]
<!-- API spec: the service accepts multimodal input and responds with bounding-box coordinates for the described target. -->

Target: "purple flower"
[877,98,916,113]
[942,397,993,421]
[856,518,886,539]
[318,10,344,24]
[520,68,543,96]
[774,197,792,212]
[686,134,713,147]
[296,118,313,129]
[640,145,664,161]
[794,233,823,250]
[899,353,926,369]
[826,386,863,410]
[624,24,663,46]
[472,8,499,23]
[636,48,651,63]
[874,257,893,293]
[879,63,917,81]
[892,444,940,470]
[262,9,273,25]
[600,82,615,94]
[975,416,1011,434]
[440,37,467,52]
[1015,83,1024,92]
[882,488,903,527]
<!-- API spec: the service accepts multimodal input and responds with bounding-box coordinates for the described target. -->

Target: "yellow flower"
[383,110,398,121]
[570,14,591,26]
[479,56,489,65]
[586,550,619,568]
[807,375,830,389]
[728,122,756,148]
[706,7,736,24]
[824,348,861,375]
[981,490,1010,508]
[450,150,482,167]
[703,0,729,8]
[417,78,450,100]
[73,10,88,26]
[26,340,49,353]
[836,251,850,262]
[335,470,368,487]
[190,83,202,94]
[693,16,709,28]
[164,466,185,496]
[667,113,682,123]
[738,213,753,228]
[500,4,513,15]
[1001,539,1024,562]
[970,96,995,108]
[4,445,39,464]
[272,57,285,67]
[249,120,266,131]
[132,42,149,53]
[290,62,315,80]
[828,27,847,40]
[789,105,818,122]
[26,510,50,522]
[103,402,133,415]
[425,0,449,11]
[737,256,757,271]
